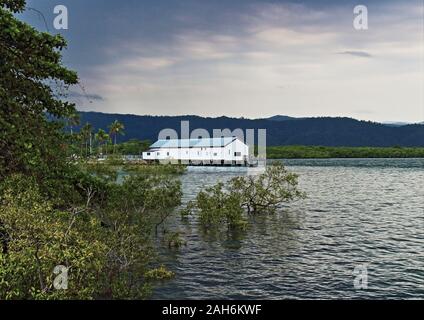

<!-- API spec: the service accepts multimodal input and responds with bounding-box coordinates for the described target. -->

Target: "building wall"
[142,139,249,163]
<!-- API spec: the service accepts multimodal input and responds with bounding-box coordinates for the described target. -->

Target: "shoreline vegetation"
[267,146,424,159]
[79,137,424,161]
[101,141,424,160]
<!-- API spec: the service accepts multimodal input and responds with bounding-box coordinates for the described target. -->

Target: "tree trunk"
[114,134,117,154]
[89,134,92,155]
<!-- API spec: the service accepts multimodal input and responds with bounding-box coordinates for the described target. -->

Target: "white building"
[142,137,250,166]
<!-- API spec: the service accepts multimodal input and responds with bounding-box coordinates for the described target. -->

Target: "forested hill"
[78,112,424,147]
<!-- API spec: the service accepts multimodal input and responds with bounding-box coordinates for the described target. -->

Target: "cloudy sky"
[21,0,423,122]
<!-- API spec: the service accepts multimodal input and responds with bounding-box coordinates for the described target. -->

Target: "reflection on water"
[152,159,424,299]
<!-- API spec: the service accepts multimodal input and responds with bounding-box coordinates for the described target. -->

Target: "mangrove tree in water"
[181,162,306,231]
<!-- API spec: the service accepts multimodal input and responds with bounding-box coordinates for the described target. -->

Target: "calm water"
[152,159,424,299]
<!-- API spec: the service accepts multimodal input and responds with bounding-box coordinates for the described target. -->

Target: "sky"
[20,0,424,122]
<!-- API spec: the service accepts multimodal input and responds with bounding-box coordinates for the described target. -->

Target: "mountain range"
[77,112,424,147]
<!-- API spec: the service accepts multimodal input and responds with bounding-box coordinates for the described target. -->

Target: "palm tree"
[67,112,80,136]
[80,123,93,157]
[95,129,109,156]
[108,120,125,154]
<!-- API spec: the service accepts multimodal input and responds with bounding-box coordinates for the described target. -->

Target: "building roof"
[150,137,238,149]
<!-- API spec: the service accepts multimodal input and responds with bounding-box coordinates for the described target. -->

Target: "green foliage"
[144,265,175,281]
[81,163,183,298]
[119,173,182,234]
[95,129,109,155]
[0,1,182,300]
[0,0,25,13]
[80,162,120,183]
[180,201,196,221]
[183,163,305,231]
[70,133,150,159]
[0,1,78,181]
[115,139,151,155]
[195,183,247,231]
[102,154,126,166]
[78,123,93,157]
[0,175,106,299]
[231,162,306,214]
[0,168,182,299]
[164,232,186,249]
[94,208,156,299]
[267,146,424,159]
[108,120,125,153]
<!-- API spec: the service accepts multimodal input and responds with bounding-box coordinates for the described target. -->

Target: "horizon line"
[75,110,423,125]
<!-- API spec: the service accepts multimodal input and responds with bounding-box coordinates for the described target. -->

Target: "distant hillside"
[77,112,424,147]
[265,115,298,121]
[382,121,413,127]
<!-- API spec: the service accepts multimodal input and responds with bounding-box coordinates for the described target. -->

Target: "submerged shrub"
[144,265,175,281]
[165,232,187,249]
[196,183,247,230]
[230,162,306,214]
[182,162,305,231]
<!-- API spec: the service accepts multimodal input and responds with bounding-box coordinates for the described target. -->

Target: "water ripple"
[153,159,424,299]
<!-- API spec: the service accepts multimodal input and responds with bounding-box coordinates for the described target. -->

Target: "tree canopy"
[0,0,78,182]
[0,1,182,299]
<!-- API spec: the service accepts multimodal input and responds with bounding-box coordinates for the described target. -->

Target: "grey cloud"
[68,91,104,101]
[20,0,420,122]
[338,51,373,58]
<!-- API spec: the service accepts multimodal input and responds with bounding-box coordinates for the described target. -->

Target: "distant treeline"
[113,141,424,159]
[267,146,424,159]
[115,139,151,155]
[78,112,424,147]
